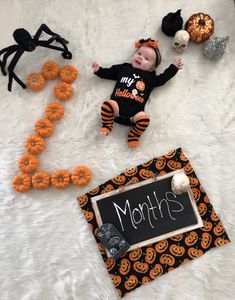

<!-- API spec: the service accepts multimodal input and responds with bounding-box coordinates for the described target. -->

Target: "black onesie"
[95,63,178,125]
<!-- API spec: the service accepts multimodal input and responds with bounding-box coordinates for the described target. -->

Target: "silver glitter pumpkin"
[202,36,229,61]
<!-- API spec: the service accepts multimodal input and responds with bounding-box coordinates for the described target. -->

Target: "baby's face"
[131,46,156,71]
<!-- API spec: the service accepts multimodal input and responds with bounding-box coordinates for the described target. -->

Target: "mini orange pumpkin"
[45,102,64,121]
[26,73,46,91]
[185,13,214,43]
[149,264,163,279]
[12,173,31,192]
[31,171,50,190]
[54,82,73,101]
[34,118,54,138]
[18,153,39,173]
[71,166,92,187]
[51,169,70,189]
[60,65,78,83]
[41,61,60,80]
[25,135,45,154]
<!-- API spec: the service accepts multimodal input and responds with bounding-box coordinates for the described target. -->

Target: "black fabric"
[95,63,178,121]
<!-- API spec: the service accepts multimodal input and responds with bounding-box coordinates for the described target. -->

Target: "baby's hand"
[172,58,184,70]
[92,62,100,73]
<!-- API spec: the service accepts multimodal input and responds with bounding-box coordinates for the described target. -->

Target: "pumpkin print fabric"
[77,148,230,298]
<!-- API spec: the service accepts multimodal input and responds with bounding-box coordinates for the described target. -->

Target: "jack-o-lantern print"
[77,194,89,207]
[142,276,151,284]
[124,166,138,177]
[167,160,182,170]
[145,247,156,264]
[198,203,207,216]
[155,156,166,170]
[82,209,94,222]
[159,254,175,266]
[129,248,142,261]
[112,175,126,185]
[185,231,198,246]
[213,222,225,236]
[101,184,114,194]
[150,264,163,279]
[201,232,212,249]
[169,244,185,257]
[133,261,149,274]
[139,168,154,180]
[170,233,184,242]
[111,274,122,287]
[119,258,131,275]
[215,237,230,247]
[136,80,145,92]
[105,257,116,271]
[155,240,169,253]
[188,247,204,259]
[201,220,213,232]
[124,275,139,290]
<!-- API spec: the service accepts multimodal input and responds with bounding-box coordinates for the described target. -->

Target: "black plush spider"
[0,24,72,91]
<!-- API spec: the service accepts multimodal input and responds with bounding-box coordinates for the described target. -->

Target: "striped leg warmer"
[128,115,150,148]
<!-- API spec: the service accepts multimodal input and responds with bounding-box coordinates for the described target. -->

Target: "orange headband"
[135,39,159,49]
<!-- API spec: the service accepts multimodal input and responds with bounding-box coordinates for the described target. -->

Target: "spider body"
[0,24,72,91]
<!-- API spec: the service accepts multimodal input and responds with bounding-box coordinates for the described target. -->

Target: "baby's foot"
[100,127,111,136]
[128,140,140,148]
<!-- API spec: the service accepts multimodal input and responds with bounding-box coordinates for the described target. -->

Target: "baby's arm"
[92,62,122,80]
[153,58,183,87]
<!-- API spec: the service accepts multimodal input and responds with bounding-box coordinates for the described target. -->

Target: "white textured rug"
[0,0,234,299]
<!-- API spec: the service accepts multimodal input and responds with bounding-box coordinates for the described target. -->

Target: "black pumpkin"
[161,9,183,37]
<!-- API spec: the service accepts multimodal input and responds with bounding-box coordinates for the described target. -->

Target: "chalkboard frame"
[91,169,203,253]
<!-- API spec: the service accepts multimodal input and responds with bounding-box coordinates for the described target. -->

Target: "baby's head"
[131,38,161,71]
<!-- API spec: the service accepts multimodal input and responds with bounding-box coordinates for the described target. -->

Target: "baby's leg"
[100,100,119,136]
[128,111,150,148]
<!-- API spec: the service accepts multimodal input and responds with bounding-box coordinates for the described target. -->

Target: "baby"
[92,38,183,148]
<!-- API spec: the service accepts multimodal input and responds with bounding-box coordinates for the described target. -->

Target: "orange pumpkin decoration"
[71,166,92,187]
[185,13,214,43]
[25,135,45,154]
[60,65,78,83]
[18,153,39,173]
[12,173,31,192]
[124,275,138,290]
[31,171,50,190]
[51,169,70,189]
[34,118,54,138]
[149,263,163,279]
[54,82,73,101]
[119,258,131,275]
[41,61,60,80]
[45,102,64,121]
[133,261,149,274]
[26,73,46,91]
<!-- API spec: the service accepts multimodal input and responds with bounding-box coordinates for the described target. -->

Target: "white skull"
[172,30,190,53]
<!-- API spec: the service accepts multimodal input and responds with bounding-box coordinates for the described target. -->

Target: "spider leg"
[37,40,72,59]
[33,24,68,44]
[7,48,26,91]
[0,45,18,76]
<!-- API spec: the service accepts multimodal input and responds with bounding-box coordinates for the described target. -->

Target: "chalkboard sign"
[91,170,203,252]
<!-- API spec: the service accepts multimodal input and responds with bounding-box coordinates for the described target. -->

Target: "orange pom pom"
[51,170,71,189]
[71,166,92,187]
[60,65,78,83]
[18,153,39,173]
[54,82,73,101]
[12,173,31,192]
[26,73,46,91]
[41,61,60,80]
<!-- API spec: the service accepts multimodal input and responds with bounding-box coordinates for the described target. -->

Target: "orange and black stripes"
[101,100,115,135]
[128,115,150,148]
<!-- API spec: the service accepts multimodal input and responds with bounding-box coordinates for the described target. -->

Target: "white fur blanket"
[0,0,234,299]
